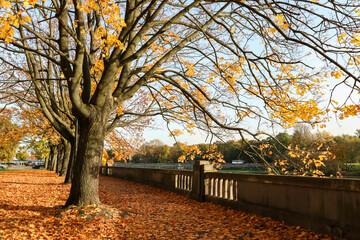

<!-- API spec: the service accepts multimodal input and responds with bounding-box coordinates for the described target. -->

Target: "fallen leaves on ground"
[0,170,333,239]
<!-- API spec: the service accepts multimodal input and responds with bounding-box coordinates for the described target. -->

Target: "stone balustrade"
[100,161,360,240]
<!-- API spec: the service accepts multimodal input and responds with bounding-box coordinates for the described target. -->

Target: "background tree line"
[124,125,360,174]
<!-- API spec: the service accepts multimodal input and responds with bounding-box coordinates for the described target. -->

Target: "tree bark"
[46,146,55,171]
[64,146,75,184]
[56,144,63,174]
[45,154,50,170]
[49,145,58,171]
[60,140,71,176]
[64,121,78,184]
[65,111,107,207]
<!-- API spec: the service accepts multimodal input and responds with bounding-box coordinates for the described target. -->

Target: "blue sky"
[143,115,359,146]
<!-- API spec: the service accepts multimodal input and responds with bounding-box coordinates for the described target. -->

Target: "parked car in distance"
[0,164,8,169]
[231,160,244,164]
[32,162,45,169]
[25,160,35,166]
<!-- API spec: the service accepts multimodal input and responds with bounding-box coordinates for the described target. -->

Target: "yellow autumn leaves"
[0,1,31,43]
[269,143,335,177]
[80,0,127,55]
[267,14,289,36]
[214,57,325,128]
[0,0,127,51]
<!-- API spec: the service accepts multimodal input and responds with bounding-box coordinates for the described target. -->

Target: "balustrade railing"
[205,175,238,201]
[175,172,193,191]
[100,163,360,239]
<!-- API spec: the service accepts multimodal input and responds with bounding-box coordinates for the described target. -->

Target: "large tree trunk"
[65,112,107,207]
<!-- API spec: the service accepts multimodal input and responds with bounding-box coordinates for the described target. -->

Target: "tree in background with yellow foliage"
[0,110,22,162]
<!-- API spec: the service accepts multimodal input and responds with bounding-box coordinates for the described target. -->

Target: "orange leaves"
[331,68,344,79]
[176,143,225,166]
[104,129,144,163]
[18,107,60,144]
[0,2,31,43]
[0,0,11,8]
[169,128,184,137]
[0,170,331,239]
[201,145,226,167]
[337,33,347,43]
[0,16,16,43]
[267,27,277,35]
[337,104,360,120]
[337,31,360,48]
[270,99,324,128]
[116,104,124,115]
[273,14,289,29]
[272,142,335,177]
[216,59,245,93]
[211,55,326,128]
[23,0,38,7]
[81,0,126,56]
[177,143,201,162]
[350,34,360,46]
[177,155,186,163]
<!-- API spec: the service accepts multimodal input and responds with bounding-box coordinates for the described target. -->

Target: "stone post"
[104,163,108,176]
[190,160,213,202]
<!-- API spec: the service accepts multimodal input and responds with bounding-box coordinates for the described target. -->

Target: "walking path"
[0,170,332,239]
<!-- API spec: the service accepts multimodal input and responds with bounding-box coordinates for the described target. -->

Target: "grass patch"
[344,163,360,171]
[0,168,26,171]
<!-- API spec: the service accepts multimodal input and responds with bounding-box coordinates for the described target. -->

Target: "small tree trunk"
[45,154,50,169]
[64,121,78,184]
[55,144,63,174]
[50,145,58,171]
[57,142,65,174]
[60,140,71,176]
[64,148,75,184]
[65,114,107,207]
[46,148,54,170]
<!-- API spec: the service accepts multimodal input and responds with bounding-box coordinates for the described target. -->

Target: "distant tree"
[169,143,186,163]
[331,135,360,168]
[16,149,29,161]
[292,124,314,148]
[135,139,171,163]
[355,129,360,138]
[215,140,242,163]
[198,144,210,154]
[267,132,292,155]
[30,139,50,161]
[276,133,292,146]
[314,131,333,142]
[0,113,23,162]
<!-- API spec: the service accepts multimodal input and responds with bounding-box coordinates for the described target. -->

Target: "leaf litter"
[0,170,333,239]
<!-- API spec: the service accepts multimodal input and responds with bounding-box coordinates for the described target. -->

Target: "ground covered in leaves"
[0,170,332,239]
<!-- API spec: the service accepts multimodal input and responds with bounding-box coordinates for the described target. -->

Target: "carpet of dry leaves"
[0,170,333,239]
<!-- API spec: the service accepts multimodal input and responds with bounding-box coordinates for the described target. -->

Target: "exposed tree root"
[56,204,133,220]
